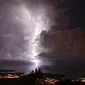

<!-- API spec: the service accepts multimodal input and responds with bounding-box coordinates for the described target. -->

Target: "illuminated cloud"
[0,0,57,68]
[0,0,84,62]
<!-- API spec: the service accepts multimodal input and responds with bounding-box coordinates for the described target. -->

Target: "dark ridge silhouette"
[0,68,84,85]
[0,70,14,72]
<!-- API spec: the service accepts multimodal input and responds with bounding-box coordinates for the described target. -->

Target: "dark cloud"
[40,29,85,60]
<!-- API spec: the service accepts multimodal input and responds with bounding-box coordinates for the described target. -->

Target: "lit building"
[36,78,59,85]
[78,78,85,82]
[44,78,59,84]
[0,70,24,78]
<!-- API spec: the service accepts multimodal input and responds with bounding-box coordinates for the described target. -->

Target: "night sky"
[0,0,85,78]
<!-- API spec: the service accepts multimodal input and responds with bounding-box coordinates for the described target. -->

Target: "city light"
[0,74,20,78]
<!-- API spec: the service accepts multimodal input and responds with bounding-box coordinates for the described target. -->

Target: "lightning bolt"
[15,4,41,67]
